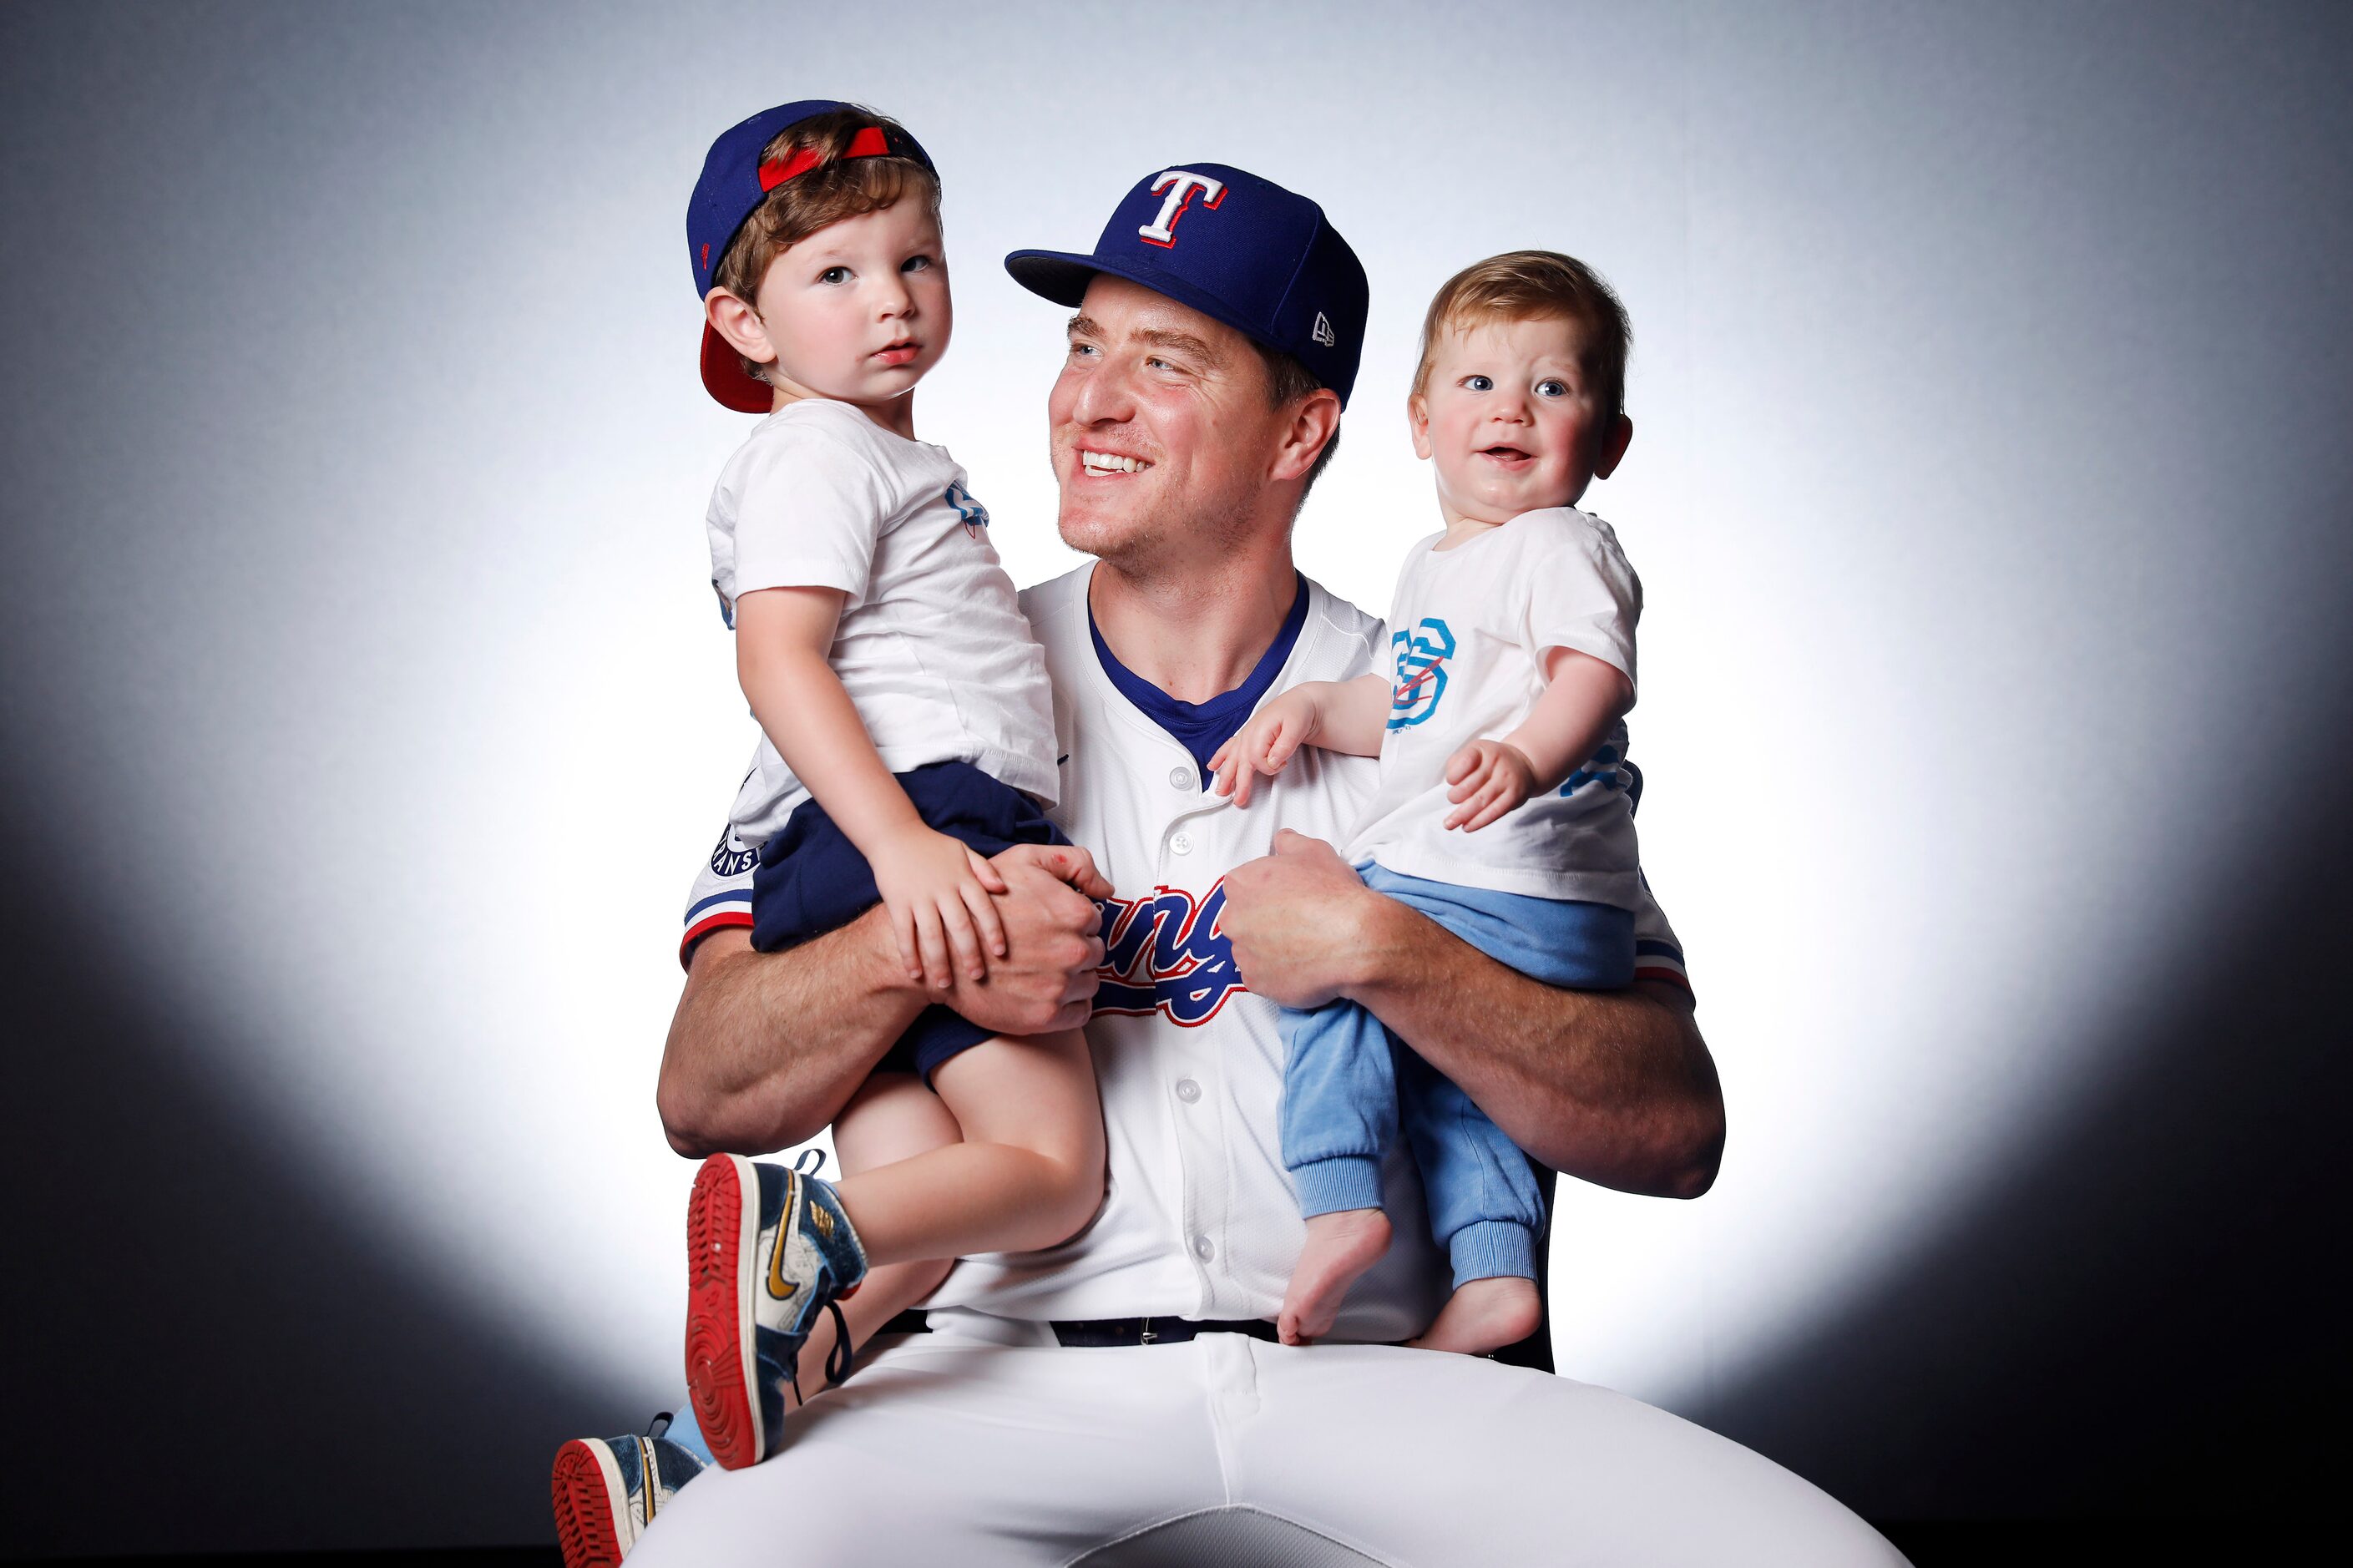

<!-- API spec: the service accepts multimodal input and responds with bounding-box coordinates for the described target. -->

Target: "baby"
[681,102,1107,1468]
[1212,251,1644,1354]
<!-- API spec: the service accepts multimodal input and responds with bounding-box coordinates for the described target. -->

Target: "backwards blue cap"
[1004,164,1369,407]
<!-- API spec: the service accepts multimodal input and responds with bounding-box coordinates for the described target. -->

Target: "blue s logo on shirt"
[1389,618,1455,730]
[945,482,990,539]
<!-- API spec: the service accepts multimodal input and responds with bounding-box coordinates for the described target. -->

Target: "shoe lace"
[785,1299,858,1411]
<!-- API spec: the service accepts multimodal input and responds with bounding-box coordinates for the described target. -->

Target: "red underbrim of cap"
[701,324,776,414]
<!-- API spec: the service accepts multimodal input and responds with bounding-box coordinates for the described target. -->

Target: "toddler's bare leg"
[1278,1208,1394,1345]
[830,1030,1106,1266]
[782,1074,956,1410]
[1409,1275,1545,1356]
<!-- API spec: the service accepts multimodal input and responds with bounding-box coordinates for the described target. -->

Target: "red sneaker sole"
[684,1154,762,1470]
[549,1440,625,1568]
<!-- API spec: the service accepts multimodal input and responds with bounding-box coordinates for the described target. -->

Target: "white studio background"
[3,0,2345,1440]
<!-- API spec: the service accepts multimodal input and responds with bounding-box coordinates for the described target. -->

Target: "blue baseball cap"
[1005,164,1369,407]
[686,100,936,412]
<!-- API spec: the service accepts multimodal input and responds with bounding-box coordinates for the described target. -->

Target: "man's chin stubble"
[1059,494,1258,576]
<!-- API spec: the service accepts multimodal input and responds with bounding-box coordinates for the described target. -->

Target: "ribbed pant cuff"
[1290,1155,1385,1218]
[1450,1220,1538,1287]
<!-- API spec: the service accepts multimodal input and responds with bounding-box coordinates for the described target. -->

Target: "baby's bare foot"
[1409,1276,1544,1355]
[1279,1209,1393,1344]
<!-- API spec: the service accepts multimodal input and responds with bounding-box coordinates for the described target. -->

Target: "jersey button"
[1170,832,1193,856]
[1175,1078,1202,1103]
[1192,1235,1216,1262]
[1168,766,1194,790]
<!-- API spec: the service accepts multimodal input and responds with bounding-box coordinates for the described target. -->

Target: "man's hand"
[937,842,1111,1038]
[1221,829,1378,1010]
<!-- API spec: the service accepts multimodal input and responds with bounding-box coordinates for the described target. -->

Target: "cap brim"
[1004,247,1281,372]
[701,323,775,414]
[1002,249,1107,308]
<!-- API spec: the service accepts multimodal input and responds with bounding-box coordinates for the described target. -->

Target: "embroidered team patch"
[710,829,758,878]
[1388,618,1455,730]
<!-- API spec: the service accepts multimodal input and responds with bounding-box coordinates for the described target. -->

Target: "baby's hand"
[870,826,1012,989]
[1208,689,1320,807]
[1442,740,1538,832]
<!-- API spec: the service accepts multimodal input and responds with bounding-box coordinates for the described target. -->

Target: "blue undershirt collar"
[1089,572,1311,788]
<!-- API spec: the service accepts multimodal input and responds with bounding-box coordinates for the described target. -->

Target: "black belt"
[1052,1316,1280,1348]
[873,1309,1281,1348]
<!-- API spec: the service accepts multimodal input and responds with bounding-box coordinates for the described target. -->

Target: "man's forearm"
[1343,896,1723,1197]
[655,846,1112,1159]
[655,913,923,1157]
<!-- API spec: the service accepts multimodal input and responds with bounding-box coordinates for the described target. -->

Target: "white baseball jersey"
[680,564,1693,1338]
[705,398,1058,847]
[1350,507,1643,907]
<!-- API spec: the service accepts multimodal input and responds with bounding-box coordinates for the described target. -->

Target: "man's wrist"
[853,900,932,1004]
[1327,878,1406,1005]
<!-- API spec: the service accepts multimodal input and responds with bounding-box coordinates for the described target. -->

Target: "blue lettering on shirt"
[1093,880,1248,1026]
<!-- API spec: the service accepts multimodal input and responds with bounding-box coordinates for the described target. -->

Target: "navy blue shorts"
[750,761,1068,1084]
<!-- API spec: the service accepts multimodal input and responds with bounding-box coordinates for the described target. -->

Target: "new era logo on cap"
[1004,162,1369,407]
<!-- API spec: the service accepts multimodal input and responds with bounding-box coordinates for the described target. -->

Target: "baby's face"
[751,199,952,409]
[1411,315,1612,526]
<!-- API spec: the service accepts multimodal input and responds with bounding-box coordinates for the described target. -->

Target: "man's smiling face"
[1049,274,1291,569]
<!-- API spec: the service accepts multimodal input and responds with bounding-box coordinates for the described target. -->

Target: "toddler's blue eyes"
[818,266,849,285]
[1537,380,1568,397]
[1464,374,1493,391]
[903,255,934,272]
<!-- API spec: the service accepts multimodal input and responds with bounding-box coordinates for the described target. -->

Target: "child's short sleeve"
[1524,513,1642,689]
[729,422,892,610]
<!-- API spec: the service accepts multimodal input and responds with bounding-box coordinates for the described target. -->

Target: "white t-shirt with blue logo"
[1346,507,1642,908]
[704,398,1059,847]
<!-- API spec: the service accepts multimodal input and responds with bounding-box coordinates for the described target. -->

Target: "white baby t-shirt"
[1346,506,1642,907]
[705,398,1059,846]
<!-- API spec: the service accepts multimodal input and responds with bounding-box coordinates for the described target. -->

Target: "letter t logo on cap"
[1137,170,1227,246]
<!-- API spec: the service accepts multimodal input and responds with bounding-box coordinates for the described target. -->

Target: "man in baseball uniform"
[634,164,1904,1564]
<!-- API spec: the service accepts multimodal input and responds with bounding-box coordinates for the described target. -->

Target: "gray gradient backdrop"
[3,0,2347,1556]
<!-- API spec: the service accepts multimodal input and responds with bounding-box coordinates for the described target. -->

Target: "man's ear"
[705,288,777,370]
[1271,387,1343,483]
[1407,392,1433,462]
[1592,413,1634,481]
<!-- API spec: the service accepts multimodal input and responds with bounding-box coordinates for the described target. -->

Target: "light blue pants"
[1278,864,1635,1288]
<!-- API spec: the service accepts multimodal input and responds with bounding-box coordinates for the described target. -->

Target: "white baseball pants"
[626,1324,1908,1566]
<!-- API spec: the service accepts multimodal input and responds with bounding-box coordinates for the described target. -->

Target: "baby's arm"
[735,585,1010,989]
[1444,648,1633,832]
[1210,673,1390,807]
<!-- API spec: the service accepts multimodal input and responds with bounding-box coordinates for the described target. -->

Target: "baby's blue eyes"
[903,255,934,273]
[817,266,850,285]
[1458,374,1574,397]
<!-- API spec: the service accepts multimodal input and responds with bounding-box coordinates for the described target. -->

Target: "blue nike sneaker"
[549,1415,707,1567]
[684,1151,869,1469]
